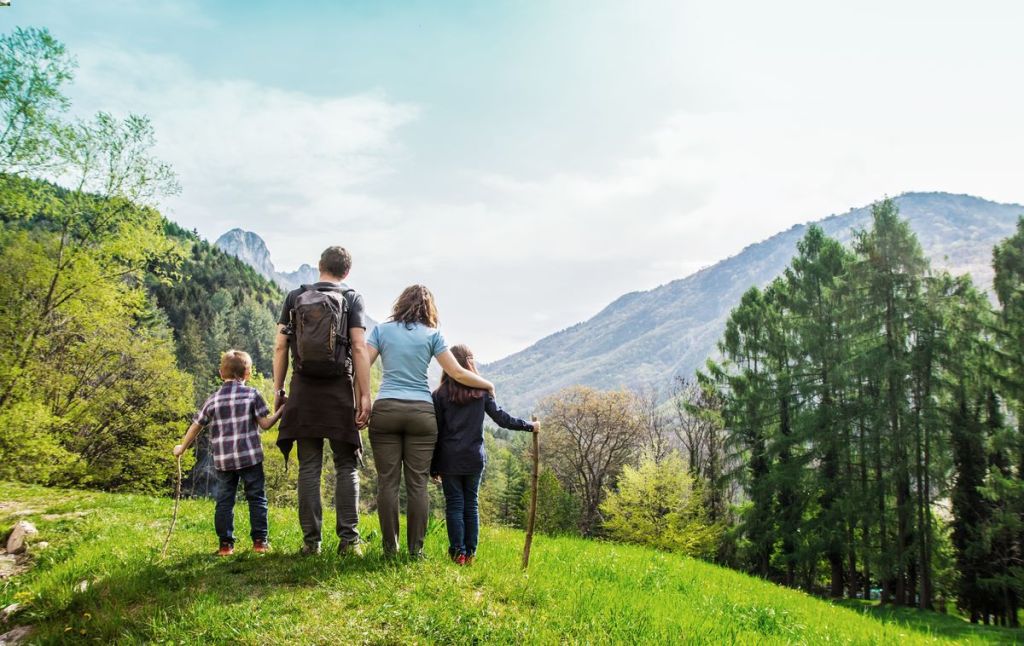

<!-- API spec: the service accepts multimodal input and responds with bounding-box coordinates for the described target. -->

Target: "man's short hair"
[220,350,253,379]
[319,246,352,278]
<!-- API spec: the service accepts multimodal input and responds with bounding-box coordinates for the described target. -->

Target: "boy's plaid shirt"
[194,380,269,471]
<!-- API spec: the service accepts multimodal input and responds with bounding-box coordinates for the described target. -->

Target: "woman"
[366,285,494,558]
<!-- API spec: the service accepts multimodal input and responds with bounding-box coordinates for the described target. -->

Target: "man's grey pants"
[297,438,360,548]
[368,399,438,556]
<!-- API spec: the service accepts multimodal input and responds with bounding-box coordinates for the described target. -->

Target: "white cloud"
[69,46,418,241]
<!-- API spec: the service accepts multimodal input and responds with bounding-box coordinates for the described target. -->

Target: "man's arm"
[350,326,371,428]
[273,324,289,412]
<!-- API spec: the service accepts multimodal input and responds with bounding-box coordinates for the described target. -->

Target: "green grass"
[0,483,1020,645]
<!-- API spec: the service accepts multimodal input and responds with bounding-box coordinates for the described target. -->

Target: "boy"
[174,350,283,556]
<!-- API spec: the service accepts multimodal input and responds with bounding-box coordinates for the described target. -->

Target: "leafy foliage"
[537,386,641,535]
[601,452,720,557]
[0,27,74,174]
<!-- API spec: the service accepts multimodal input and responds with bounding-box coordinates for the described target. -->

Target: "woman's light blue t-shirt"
[367,321,448,403]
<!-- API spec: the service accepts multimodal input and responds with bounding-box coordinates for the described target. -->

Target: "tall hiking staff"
[159,455,183,560]
[522,416,540,569]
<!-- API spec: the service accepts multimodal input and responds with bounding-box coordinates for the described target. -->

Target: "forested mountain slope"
[486,193,1024,410]
[150,221,282,398]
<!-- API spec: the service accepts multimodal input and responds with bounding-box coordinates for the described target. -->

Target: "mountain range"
[483,192,1024,411]
[213,193,1022,411]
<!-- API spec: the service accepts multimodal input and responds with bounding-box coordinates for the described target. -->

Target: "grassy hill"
[1,484,1019,644]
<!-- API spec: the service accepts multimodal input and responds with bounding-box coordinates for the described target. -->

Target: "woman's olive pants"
[368,399,438,556]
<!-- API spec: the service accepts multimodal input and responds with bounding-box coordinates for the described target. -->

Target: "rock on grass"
[0,625,32,645]
[4,522,37,555]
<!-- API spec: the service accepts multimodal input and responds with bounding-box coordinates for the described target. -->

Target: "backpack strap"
[336,288,356,347]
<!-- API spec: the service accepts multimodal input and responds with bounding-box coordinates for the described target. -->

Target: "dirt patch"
[0,553,30,580]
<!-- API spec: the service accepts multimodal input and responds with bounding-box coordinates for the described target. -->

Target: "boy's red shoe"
[455,554,468,566]
[217,542,234,557]
[253,539,270,554]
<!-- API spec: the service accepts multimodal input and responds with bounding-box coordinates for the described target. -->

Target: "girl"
[431,344,538,565]
[366,285,494,558]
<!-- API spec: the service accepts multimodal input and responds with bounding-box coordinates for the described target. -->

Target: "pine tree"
[783,225,852,596]
[711,286,777,578]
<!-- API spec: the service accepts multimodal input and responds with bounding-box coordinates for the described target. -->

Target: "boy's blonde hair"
[220,350,253,380]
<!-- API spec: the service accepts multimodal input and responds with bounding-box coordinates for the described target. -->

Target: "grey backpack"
[287,284,353,377]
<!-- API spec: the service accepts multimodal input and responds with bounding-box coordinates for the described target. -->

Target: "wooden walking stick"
[522,416,540,569]
[159,455,183,560]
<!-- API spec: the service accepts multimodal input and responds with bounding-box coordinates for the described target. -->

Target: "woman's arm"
[436,350,494,393]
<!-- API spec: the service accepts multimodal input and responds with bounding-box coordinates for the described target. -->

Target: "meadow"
[1,483,1020,645]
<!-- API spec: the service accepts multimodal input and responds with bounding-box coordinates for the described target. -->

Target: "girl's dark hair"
[437,344,485,405]
[389,284,439,329]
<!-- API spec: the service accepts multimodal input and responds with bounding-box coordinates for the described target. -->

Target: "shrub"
[600,452,720,558]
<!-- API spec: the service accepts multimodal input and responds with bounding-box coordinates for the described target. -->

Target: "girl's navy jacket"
[431,387,533,475]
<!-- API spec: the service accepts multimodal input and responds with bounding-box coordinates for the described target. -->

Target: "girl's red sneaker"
[217,542,234,557]
[455,554,468,566]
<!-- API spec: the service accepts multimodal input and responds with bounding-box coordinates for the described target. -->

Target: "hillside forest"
[1,27,1023,629]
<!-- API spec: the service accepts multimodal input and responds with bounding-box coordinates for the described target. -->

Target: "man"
[273,246,372,555]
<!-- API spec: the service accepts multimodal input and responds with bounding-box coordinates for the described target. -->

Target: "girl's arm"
[436,350,494,394]
[484,394,536,432]
[173,422,204,457]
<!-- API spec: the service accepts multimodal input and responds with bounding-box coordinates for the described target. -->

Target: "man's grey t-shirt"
[277,282,366,332]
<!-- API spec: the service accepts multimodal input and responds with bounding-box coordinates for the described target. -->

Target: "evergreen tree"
[783,225,852,595]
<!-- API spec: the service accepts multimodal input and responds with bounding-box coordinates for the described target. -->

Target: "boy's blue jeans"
[214,462,268,545]
[441,472,483,557]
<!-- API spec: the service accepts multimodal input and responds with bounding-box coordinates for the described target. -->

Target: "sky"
[6,0,1024,361]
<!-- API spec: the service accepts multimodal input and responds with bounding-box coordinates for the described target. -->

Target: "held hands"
[356,393,372,429]
[274,390,288,413]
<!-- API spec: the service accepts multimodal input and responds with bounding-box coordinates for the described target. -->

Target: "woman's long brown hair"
[389,284,439,329]
[438,344,485,405]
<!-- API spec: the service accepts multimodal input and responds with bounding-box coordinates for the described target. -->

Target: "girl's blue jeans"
[441,472,483,557]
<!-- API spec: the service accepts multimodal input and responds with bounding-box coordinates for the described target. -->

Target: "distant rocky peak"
[215,229,276,280]
[277,264,320,290]
[215,230,326,291]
